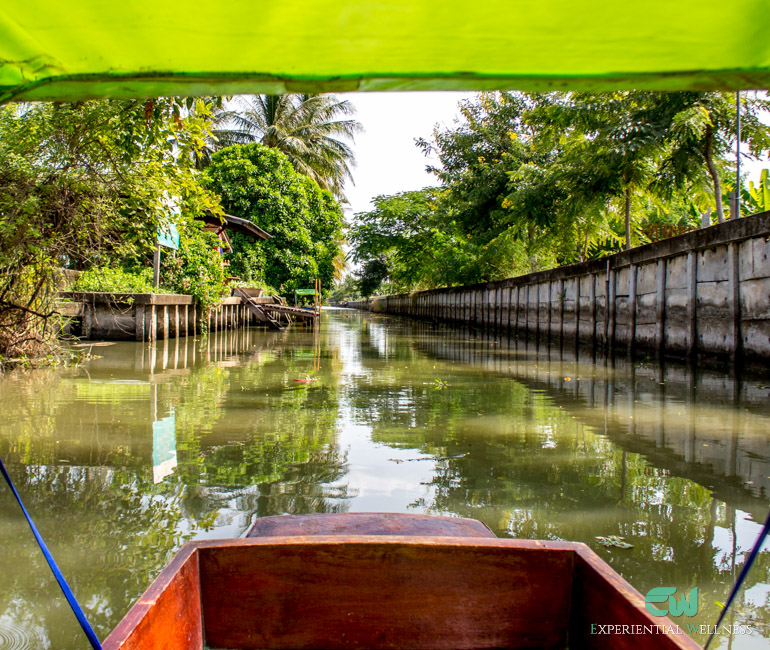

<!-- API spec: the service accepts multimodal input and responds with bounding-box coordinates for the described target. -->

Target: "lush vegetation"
[72,267,157,294]
[0,98,223,362]
[348,91,770,298]
[205,143,345,295]
[207,94,362,199]
[0,94,355,364]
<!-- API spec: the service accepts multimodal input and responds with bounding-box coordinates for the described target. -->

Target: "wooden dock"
[234,289,318,331]
[58,288,319,341]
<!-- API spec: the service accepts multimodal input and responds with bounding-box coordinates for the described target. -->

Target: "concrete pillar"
[513,286,520,337]
[135,305,145,341]
[608,268,616,354]
[559,279,565,346]
[729,242,742,363]
[524,284,532,338]
[82,304,94,339]
[590,274,596,349]
[158,304,165,339]
[574,277,580,347]
[687,252,697,358]
[149,305,157,342]
[628,264,637,357]
[656,259,666,357]
[547,281,553,343]
[156,305,163,340]
[603,262,611,350]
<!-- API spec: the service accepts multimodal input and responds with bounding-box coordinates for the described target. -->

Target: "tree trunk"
[704,128,725,223]
[624,185,632,251]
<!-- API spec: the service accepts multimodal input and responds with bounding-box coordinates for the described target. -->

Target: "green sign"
[157,223,180,250]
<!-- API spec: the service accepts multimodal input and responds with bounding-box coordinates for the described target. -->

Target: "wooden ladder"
[234,288,284,331]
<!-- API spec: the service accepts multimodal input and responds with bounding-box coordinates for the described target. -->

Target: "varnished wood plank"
[246,513,496,538]
[104,536,698,650]
[200,537,574,650]
[570,545,700,649]
[103,545,202,650]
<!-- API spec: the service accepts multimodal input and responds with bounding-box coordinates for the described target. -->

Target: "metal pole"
[152,244,161,289]
[733,90,741,219]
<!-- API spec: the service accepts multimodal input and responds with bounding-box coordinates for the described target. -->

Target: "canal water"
[0,308,769,648]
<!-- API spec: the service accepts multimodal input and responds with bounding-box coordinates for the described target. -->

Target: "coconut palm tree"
[214,94,362,199]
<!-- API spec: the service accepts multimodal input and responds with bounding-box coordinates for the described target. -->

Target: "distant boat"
[103,513,698,649]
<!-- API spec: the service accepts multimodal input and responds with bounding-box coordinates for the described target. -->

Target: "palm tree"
[214,94,363,199]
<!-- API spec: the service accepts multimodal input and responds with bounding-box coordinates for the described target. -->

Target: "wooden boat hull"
[104,531,699,649]
[244,512,496,538]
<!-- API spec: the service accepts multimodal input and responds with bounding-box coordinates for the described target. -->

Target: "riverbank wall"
[348,210,770,365]
[57,292,282,341]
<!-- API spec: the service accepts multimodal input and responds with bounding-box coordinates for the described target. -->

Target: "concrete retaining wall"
[58,293,278,341]
[349,210,770,364]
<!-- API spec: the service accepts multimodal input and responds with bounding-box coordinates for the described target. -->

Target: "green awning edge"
[3,68,770,104]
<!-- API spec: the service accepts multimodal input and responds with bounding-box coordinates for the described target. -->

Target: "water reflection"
[0,311,768,648]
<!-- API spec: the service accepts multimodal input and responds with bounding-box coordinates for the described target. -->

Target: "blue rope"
[0,455,102,650]
[704,509,770,649]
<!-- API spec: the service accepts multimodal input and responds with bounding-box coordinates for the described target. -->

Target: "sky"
[340,91,770,222]
[339,91,473,217]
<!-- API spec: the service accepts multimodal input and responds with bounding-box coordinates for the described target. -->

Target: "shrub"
[72,267,155,294]
[161,222,229,314]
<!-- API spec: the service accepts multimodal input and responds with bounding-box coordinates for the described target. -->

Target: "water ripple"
[0,617,48,650]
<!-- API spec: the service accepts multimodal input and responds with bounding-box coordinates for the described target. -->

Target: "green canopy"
[1,0,769,102]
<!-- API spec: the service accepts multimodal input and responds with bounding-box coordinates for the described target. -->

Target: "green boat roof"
[1,0,769,102]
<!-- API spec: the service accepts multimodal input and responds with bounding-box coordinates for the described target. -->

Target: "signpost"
[153,194,181,289]
[152,223,179,289]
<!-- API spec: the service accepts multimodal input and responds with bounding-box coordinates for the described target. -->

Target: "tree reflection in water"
[0,313,768,648]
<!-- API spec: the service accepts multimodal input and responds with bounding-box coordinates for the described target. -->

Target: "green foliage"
[327,275,361,302]
[228,277,280,296]
[161,222,229,313]
[348,185,553,298]
[747,169,770,213]
[204,143,345,297]
[0,98,222,359]
[207,94,362,199]
[350,91,770,297]
[72,267,155,294]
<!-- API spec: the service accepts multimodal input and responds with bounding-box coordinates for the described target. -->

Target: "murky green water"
[1,309,769,648]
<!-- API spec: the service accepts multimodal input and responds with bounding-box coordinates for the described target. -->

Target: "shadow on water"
[0,310,768,648]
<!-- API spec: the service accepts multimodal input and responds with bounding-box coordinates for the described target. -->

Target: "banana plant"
[747,169,770,213]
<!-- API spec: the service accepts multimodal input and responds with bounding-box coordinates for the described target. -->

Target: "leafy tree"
[417,93,534,242]
[212,94,362,198]
[204,143,345,295]
[328,275,361,302]
[350,90,770,296]
[0,99,221,363]
[660,92,770,222]
[349,187,548,297]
